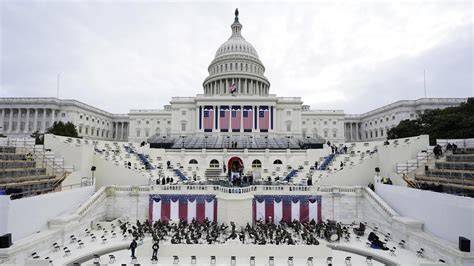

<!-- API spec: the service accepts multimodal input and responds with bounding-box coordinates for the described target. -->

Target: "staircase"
[319,154,335,170]
[412,148,474,197]
[284,169,298,181]
[205,168,222,181]
[174,169,187,181]
[0,146,67,199]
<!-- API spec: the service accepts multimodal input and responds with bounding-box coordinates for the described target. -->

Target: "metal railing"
[396,151,434,174]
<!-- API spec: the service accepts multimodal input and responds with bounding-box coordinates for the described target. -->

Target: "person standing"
[129,239,137,258]
[151,241,159,261]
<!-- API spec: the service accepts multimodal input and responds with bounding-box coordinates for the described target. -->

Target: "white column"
[51,109,55,126]
[34,109,38,132]
[0,109,4,133]
[350,123,353,141]
[121,122,124,140]
[16,108,21,133]
[24,109,30,133]
[8,109,13,132]
[42,109,46,132]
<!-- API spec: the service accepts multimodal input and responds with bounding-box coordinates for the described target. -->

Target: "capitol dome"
[203,9,270,96]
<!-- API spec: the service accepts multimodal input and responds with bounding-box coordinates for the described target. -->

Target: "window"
[386,117,389,121]
[333,121,336,125]
[375,121,377,125]
[375,131,378,137]
[286,110,291,116]
[92,118,95,122]
[189,159,198,164]
[167,121,171,125]
[392,115,395,120]
[209,159,220,168]
[380,129,384,136]
[79,127,82,134]
[85,127,89,135]
[370,122,372,126]
[146,120,149,125]
[137,120,141,125]
[273,159,283,165]
[286,122,291,132]
[182,110,187,116]
[86,117,89,121]
[410,114,414,118]
[324,130,328,138]
[136,129,141,137]
[333,131,337,138]
[302,121,306,125]
[181,122,187,131]
[145,128,150,137]
[324,121,328,125]
[157,121,160,124]
[251,159,262,168]
[380,119,383,123]
[62,113,66,117]
[80,115,83,119]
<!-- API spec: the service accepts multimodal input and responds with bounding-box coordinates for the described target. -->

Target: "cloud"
[1,1,472,114]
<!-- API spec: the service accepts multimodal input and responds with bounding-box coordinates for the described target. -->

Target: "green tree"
[30,130,44,145]
[46,121,79,138]
[387,98,474,144]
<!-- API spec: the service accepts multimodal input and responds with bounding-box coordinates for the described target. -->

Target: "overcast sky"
[1,1,472,114]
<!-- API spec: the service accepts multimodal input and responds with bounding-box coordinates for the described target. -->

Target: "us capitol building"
[0,10,466,143]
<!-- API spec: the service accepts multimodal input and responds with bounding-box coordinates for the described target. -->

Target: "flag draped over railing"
[203,106,214,132]
[259,106,269,132]
[231,106,241,132]
[220,106,230,132]
[252,195,322,224]
[149,194,217,223]
[243,105,253,132]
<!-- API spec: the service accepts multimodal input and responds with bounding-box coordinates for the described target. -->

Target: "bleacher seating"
[414,147,474,197]
[148,135,324,150]
[0,146,64,199]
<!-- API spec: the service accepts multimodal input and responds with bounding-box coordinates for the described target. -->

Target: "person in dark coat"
[129,239,138,258]
[151,241,159,261]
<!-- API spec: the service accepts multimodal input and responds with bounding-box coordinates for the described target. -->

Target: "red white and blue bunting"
[149,194,217,223]
[252,195,322,224]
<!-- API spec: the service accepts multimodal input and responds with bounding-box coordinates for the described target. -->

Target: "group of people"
[118,218,354,261]
[433,144,444,159]
[327,141,348,155]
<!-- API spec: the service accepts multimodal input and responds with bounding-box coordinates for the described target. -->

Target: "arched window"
[252,159,262,168]
[189,159,198,164]
[209,159,220,168]
[273,159,283,165]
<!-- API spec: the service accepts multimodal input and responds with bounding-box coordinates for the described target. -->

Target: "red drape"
[265,199,274,223]
[161,201,170,222]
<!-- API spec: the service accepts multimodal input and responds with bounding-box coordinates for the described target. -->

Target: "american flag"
[203,108,214,131]
[259,106,269,131]
[231,106,241,132]
[243,106,253,131]
[229,83,237,94]
[220,106,230,131]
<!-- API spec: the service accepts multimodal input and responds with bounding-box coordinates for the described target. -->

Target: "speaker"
[0,233,12,248]
[90,166,96,171]
[459,236,470,252]
[375,167,380,173]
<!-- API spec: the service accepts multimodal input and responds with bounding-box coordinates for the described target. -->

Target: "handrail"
[74,187,107,217]
[363,187,399,218]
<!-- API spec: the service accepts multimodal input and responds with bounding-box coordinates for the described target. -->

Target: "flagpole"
[56,73,60,99]
[424,70,426,98]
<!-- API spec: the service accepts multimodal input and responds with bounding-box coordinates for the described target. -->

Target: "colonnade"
[345,122,361,142]
[0,108,56,134]
[112,121,129,141]
[204,78,269,96]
